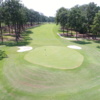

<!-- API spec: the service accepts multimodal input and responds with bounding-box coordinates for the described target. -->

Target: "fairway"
[25,46,84,69]
[0,24,100,100]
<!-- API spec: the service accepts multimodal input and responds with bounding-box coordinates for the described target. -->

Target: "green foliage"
[69,6,81,30]
[55,7,69,33]
[0,0,54,43]
[87,2,99,25]
[0,50,7,60]
[91,11,100,34]
[56,7,68,25]
[56,2,100,37]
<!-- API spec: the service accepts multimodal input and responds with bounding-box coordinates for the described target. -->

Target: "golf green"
[25,46,84,69]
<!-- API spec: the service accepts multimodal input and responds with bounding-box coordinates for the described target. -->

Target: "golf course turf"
[25,46,84,69]
[0,24,100,100]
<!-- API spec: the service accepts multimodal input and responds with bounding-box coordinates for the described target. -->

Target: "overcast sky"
[21,0,100,17]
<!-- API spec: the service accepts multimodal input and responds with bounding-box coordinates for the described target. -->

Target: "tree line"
[0,0,55,43]
[56,2,100,39]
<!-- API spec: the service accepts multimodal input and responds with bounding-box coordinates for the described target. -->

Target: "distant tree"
[35,12,41,23]
[48,17,55,23]
[55,2,100,40]
[3,0,26,42]
[56,7,69,33]
[91,11,100,39]
[78,16,88,34]
[56,7,67,24]
[0,0,54,44]
[69,6,82,39]
[79,4,88,17]
[87,2,99,33]
[0,0,3,43]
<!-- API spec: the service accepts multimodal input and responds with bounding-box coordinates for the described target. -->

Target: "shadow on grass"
[58,30,68,33]
[0,41,30,47]
[94,40,100,44]
[71,40,91,45]
[0,30,33,47]
[23,37,33,40]
[25,30,33,34]
[22,30,33,36]
[97,46,100,49]
[26,25,41,30]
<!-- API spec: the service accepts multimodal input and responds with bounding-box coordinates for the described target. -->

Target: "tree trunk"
[21,24,25,32]
[11,25,13,33]
[17,23,21,39]
[71,28,73,36]
[30,21,33,26]
[83,33,85,38]
[94,33,97,40]
[67,28,68,36]
[14,24,18,43]
[87,33,89,39]
[0,22,3,44]
[76,31,78,40]
[8,24,11,35]
[63,26,64,34]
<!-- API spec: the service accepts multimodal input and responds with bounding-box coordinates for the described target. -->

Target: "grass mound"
[25,46,84,69]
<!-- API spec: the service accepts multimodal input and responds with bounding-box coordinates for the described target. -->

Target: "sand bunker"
[57,33,82,40]
[17,46,33,52]
[67,45,82,49]
[57,33,76,40]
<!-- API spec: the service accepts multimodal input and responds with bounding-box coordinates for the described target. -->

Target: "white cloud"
[21,0,100,16]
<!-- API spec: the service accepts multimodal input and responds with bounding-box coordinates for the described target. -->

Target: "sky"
[21,0,100,17]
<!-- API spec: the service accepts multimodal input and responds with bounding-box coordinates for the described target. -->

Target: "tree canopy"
[0,0,55,43]
[55,2,100,39]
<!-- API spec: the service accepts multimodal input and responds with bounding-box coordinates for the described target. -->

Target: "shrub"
[0,50,7,60]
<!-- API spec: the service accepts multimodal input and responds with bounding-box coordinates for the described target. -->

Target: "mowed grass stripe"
[0,24,100,100]
[29,24,64,46]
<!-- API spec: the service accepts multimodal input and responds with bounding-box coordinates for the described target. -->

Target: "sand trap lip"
[17,46,33,52]
[57,33,82,40]
[67,45,82,49]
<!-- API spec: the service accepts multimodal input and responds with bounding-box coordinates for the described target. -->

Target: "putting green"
[25,46,84,69]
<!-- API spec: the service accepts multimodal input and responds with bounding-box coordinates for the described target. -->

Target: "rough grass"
[0,24,100,100]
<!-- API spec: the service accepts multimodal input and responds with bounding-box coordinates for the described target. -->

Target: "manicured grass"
[0,23,100,100]
[25,46,83,69]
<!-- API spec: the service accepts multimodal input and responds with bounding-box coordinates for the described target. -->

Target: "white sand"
[57,33,82,40]
[67,45,82,49]
[17,46,33,52]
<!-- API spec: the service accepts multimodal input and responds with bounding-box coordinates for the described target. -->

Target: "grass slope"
[0,24,100,100]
